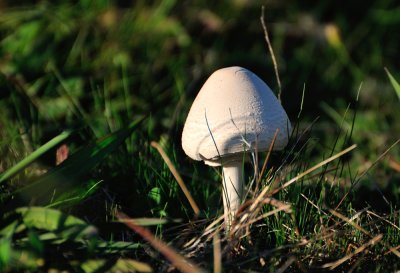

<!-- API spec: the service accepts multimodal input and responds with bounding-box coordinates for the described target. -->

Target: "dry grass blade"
[250,144,357,212]
[213,233,221,273]
[151,141,200,216]
[275,256,297,273]
[271,144,357,195]
[329,209,370,236]
[336,138,400,210]
[260,6,282,101]
[367,210,400,231]
[357,138,400,182]
[322,234,383,269]
[388,157,400,172]
[246,204,291,227]
[232,197,293,235]
[116,211,207,273]
[329,209,400,258]
[300,193,327,215]
[183,215,224,251]
[384,245,400,256]
[366,210,400,257]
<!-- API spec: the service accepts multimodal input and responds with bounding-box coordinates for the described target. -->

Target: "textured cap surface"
[182,66,291,166]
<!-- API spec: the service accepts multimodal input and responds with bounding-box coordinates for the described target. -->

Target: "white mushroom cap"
[182,66,291,166]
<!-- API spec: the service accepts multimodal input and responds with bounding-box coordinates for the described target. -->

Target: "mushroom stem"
[222,161,244,230]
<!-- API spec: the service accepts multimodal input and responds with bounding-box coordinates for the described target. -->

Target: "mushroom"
[181,66,291,230]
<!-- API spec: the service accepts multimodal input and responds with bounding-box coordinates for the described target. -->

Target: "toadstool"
[181,66,291,230]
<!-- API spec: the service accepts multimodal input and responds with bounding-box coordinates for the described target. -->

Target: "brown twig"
[116,211,206,273]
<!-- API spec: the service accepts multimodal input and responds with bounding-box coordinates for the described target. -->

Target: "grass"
[1,1,400,272]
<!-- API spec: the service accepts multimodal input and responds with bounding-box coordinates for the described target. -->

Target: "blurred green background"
[1,0,399,214]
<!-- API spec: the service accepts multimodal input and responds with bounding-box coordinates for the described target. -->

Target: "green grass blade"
[80,258,152,273]
[0,237,12,267]
[118,217,182,226]
[0,131,72,184]
[0,207,98,255]
[0,221,19,238]
[385,67,400,100]
[96,241,142,254]
[9,116,145,207]
[13,207,97,242]
[45,179,103,209]
[15,206,94,229]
